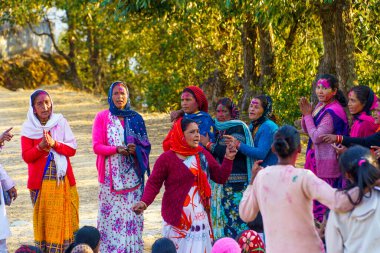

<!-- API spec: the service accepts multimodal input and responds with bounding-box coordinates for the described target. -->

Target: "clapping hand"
[299,97,313,116]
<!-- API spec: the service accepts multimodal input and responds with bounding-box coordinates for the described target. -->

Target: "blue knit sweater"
[238,119,278,167]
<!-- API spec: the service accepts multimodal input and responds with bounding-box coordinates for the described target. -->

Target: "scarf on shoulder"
[21,90,77,179]
[170,118,211,210]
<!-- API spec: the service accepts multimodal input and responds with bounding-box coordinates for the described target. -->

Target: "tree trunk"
[258,24,275,91]
[86,20,102,92]
[240,16,257,112]
[334,0,356,94]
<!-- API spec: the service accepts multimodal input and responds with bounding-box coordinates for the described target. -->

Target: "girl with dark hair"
[347,85,378,138]
[200,97,254,239]
[299,74,349,224]
[133,118,237,253]
[21,90,79,252]
[326,146,380,253]
[92,81,151,252]
[239,125,359,253]
[151,238,176,253]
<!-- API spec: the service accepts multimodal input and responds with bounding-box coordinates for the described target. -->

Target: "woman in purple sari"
[92,81,151,252]
[299,74,349,226]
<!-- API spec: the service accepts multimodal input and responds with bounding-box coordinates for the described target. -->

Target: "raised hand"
[371,146,380,159]
[299,97,313,116]
[0,127,14,146]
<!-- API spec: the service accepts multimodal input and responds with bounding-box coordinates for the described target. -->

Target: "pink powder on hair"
[316,78,330,88]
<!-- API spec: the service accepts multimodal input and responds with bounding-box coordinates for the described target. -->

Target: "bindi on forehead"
[251,99,260,105]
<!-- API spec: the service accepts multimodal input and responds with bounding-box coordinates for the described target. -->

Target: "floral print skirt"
[97,161,143,253]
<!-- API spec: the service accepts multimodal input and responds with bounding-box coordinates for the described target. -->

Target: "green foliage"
[1,0,380,125]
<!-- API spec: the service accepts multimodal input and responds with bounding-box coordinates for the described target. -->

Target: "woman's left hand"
[8,187,17,201]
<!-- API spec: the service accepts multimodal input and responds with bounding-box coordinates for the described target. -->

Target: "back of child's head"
[273,125,300,158]
[74,226,100,250]
[151,237,176,253]
[339,146,380,205]
[236,229,265,253]
[70,244,93,253]
[15,245,42,253]
[211,237,241,253]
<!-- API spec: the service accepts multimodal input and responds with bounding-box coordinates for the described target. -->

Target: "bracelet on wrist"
[206,142,213,151]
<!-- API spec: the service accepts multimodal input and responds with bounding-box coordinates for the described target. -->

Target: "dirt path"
[0,86,170,252]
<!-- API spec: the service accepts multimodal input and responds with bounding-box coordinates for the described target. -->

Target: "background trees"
[1,0,379,124]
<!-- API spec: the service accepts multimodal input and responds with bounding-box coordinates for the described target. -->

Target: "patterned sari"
[30,155,79,253]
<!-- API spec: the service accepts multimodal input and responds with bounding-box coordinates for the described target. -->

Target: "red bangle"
[206,142,213,150]
[337,135,342,144]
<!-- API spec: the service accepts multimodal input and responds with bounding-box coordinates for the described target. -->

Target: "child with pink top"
[239,125,358,253]
[299,74,349,224]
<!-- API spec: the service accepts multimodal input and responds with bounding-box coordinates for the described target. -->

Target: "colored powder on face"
[250,100,259,105]
[292,175,298,182]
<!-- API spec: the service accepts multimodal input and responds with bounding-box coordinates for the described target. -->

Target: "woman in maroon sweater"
[133,118,237,253]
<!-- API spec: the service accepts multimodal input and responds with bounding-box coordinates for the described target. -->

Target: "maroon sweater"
[141,149,233,227]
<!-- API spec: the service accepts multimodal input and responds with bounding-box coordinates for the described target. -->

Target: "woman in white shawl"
[21,90,79,253]
[0,127,17,253]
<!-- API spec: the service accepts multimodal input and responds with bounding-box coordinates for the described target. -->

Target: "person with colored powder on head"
[200,97,254,240]
[92,81,151,253]
[163,86,215,151]
[239,125,359,253]
[21,90,79,252]
[299,74,349,229]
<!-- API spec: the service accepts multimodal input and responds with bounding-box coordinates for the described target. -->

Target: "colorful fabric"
[214,119,254,181]
[97,134,144,252]
[21,89,77,179]
[30,159,79,253]
[237,230,265,253]
[15,245,43,253]
[211,181,249,240]
[350,111,378,138]
[107,113,141,193]
[183,86,209,112]
[163,156,212,253]
[184,111,215,143]
[211,237,241,253]
[107,82,151,181]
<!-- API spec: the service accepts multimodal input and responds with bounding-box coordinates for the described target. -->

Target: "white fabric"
[326,188,380,253]
[21,90,77,178]
[0,165,12,240]
[0,239,7,253]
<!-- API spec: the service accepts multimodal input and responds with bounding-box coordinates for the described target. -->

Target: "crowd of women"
[1,74,380,253]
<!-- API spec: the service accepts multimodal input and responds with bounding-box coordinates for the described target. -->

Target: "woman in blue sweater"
[226,95,278,168]
[225,95,278,236]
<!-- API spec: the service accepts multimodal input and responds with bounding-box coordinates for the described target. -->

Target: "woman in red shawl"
[133,118,236,253]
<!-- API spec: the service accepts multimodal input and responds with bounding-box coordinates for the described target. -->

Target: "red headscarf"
[170,118,211,214]
[183,86,209,113]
